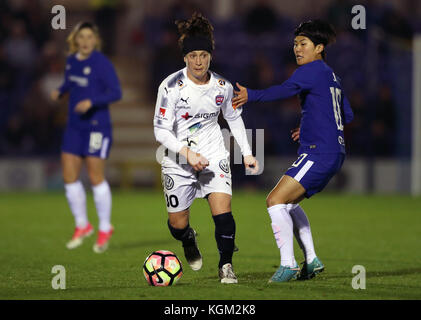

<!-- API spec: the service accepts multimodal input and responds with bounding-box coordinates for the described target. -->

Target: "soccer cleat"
[182,228,203,271]
[298,257,325,280]
[93,226,114,253]
[219,263,238,284]
[268,263,300,283]
[66,223,94,249]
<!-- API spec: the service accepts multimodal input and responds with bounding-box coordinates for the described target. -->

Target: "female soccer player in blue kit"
[232,20,354,282]
[51,22,122,253]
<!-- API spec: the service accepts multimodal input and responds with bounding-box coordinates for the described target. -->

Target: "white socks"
[92,180,112,232]
[65,180,112,232]
[267,204,296,267]
[65,181,88,228]
[288,204,317,263]
[267,203,317,266]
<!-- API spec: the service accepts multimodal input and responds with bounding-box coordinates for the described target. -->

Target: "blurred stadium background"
[1,0,421,196]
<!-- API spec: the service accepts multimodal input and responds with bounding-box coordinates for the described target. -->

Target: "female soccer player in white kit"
[153,13,258,283]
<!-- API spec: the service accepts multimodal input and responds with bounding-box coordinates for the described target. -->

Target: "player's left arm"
[223,83,259,174]
[342,94,354,124]
[90,57,122,107]
[232,64,316,108]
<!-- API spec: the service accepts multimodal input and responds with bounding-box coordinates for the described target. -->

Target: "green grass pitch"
[1,191,420,300]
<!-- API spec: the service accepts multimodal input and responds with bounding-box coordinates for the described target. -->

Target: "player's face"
[184,50,211,84]
[76,28,97,58]
[293,36,323,65]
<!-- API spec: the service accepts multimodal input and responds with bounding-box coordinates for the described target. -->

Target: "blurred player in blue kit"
[51,22,122,253]
[232,20,354,282]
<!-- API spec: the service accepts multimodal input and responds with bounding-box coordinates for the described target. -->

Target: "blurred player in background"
[233,20,354,282]
[154,13,258,283]
[51,22,122,253]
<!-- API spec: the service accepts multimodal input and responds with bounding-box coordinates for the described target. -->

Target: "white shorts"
[161,158,232,213]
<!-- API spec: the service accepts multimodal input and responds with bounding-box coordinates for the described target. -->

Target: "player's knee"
[88,172,104,186]
[62,171,79,184]
[167,219,190,240]
[266,193,287,208]
[168,211,189,230]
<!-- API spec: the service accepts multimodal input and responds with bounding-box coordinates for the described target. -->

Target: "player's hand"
[244,155,259,175]
[180,147,209,171]
[188,151,209,172]
[50,89,60,101]
[232,82,248,109]
[291,127,300,142]
[75,99,92,114]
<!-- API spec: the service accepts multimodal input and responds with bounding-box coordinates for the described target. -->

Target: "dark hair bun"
[176,12,215,51]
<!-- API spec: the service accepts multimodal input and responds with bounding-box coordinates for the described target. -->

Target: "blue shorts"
[61,125,112,159]
[285,153,345,198]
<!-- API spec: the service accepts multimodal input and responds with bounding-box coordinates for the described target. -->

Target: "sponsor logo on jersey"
[181,112,193,120]
[69,75,88,87]
[194,111,219,119]
[176,105,191,110]
[160,108,166,117]
[219,159,230,174]
[338,136,345,146]
[180,97,189,104]
[218,79,225,86]
[182,112,219,120]
[188,122,202,134]
[177,79,184,87]
[163,174,174,190]
[83,66,91,75]
[215,95,224,106]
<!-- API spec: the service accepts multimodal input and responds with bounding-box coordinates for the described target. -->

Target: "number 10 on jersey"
[330,87,343,131]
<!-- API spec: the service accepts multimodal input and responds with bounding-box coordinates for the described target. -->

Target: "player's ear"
[315,44,324,55]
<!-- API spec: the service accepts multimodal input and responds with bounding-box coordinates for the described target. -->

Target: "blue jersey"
[58,50,122,130]
[247,60,354,154]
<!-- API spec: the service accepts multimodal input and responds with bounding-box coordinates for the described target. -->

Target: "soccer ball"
[143,250,183,286]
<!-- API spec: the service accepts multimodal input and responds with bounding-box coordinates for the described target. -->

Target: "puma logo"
[180,97,189,104]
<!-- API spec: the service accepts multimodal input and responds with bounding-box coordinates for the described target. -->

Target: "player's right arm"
[51,58,72,101]
[153,81,208,171]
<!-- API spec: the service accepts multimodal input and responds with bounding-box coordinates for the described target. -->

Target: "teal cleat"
[298,257,325,280]
[268,264,300,283]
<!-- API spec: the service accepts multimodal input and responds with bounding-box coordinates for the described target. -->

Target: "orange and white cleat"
[93,227,114,253]
[66,223,94,249]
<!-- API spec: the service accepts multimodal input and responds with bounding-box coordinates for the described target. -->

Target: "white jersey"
[154,67,247,170]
